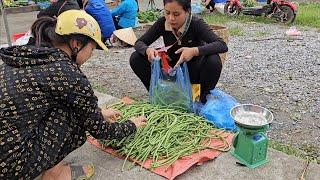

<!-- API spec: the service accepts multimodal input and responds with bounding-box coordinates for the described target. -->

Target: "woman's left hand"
[174,47,199,69]
[102,108,122,122]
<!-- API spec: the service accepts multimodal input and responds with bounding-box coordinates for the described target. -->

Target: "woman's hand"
[102,108,122,122]
[129,116,147,128]
[146,48,158,62]
[174,47,199,69]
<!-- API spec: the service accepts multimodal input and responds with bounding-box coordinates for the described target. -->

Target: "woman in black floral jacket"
[0,10,146,180]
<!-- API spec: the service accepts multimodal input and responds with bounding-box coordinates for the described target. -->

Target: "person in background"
[0,10,147,179]
[82,0,116,43]
[77,0,83,8]
[135,0,140,12]
[37,0,80,18]
[204,0,215,12]
[111,0,139,29]
[130,0,228,104]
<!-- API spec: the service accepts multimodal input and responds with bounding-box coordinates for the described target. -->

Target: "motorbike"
[224,0,298,24]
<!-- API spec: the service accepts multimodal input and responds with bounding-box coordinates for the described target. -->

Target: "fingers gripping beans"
[99,101,231,171]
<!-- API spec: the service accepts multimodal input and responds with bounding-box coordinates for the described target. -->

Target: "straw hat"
[113,27,137,46]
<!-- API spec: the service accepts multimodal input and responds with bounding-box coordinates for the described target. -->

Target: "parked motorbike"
[224,0,298,24]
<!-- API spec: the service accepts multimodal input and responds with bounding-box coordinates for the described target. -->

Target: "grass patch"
[299,144,320,163]
[203,13,230,25]
[203,12,274,25]
[294,3,320,29]
[237,14,274,24]
[270,140,303,157]
[229,26,244,36]
[203,3,320,30]
[91,82,107,93]
[270,140,320,164]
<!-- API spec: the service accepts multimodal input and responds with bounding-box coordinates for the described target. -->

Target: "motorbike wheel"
[224,2,240,17]
[278,5,296,24]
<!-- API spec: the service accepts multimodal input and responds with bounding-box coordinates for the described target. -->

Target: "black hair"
[163,0,191,11]
[30,16,92,49]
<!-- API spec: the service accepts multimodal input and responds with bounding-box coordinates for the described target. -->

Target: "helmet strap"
[68,38,90,63]
[71,47,79,62]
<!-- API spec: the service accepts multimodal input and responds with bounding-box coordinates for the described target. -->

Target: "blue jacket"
[111,0,138,28]
[214,0,227,3]
[85,0,115,39]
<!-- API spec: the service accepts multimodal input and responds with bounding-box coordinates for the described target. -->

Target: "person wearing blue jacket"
[111,0,138,29]
[83,0,116,41]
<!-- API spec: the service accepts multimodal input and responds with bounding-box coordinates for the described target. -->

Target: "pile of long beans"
[99,101,230,171]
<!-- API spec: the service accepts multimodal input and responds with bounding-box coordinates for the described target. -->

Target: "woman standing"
[130,0,228,103]
[0,10,146,179]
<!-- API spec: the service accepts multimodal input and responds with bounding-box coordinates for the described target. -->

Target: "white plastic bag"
[285,26,301,36]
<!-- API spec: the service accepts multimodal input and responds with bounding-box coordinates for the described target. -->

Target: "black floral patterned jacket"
[0,45,136,179]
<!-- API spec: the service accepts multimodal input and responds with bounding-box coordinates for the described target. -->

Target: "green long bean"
[99,101,231,170]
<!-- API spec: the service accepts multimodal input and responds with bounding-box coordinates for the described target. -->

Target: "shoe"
[104,39,114,48]
[112,40,122,47]
[70,163,94,180]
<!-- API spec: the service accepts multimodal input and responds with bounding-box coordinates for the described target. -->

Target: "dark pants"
[206,1,216,12]
[113,16,123,30]
[129,51,222,103]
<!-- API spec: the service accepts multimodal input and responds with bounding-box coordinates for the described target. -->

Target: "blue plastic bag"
[37,2,51,10]
[191,3,204,14]
[214,0,227,3]
[200,89,238,131]
[149,57,193,111]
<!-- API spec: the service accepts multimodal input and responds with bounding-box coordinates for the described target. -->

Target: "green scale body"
[231,125,269,168]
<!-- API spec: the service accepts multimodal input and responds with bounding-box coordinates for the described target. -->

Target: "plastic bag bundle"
[200,89,238,131]
[149,57,193,111]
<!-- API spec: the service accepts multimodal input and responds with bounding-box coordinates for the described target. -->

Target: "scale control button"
[252,134,263,141]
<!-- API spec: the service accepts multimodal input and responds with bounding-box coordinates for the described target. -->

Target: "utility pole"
[0,0,12,46]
